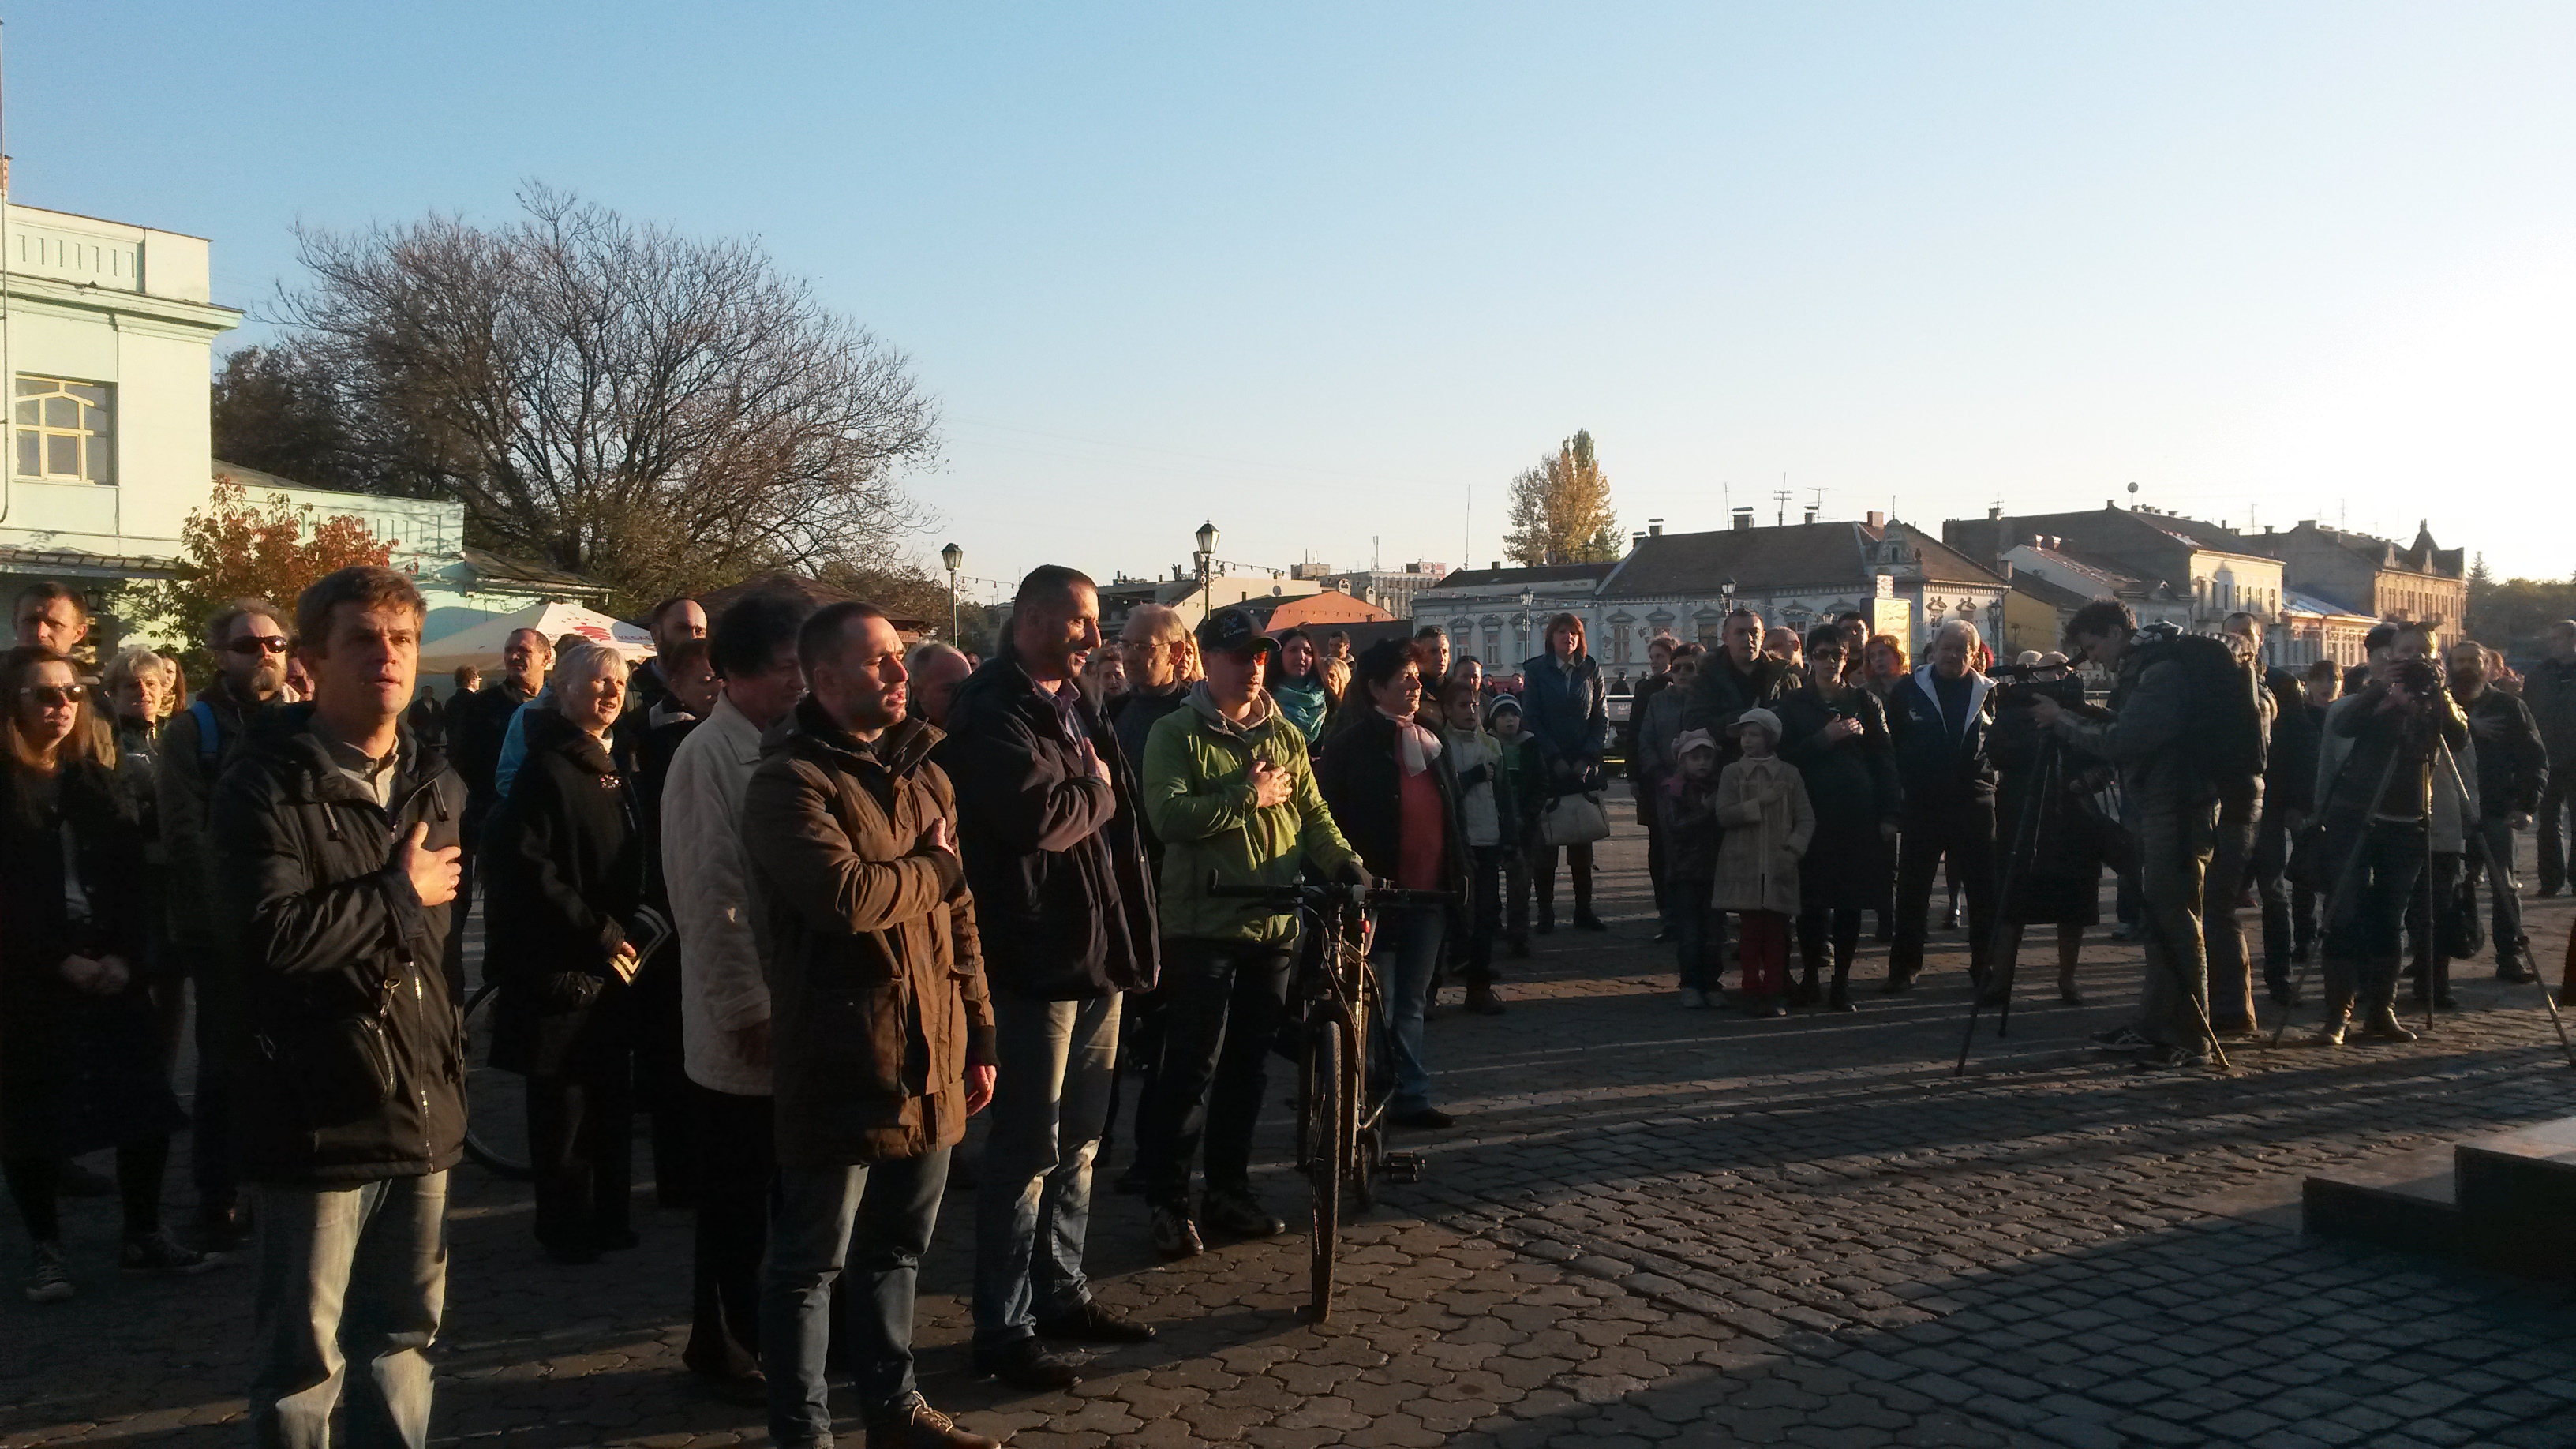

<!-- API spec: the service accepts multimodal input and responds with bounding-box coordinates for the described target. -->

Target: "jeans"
[2134,803,2215,1049]
[2203,783,2262,1029]
[763,1151,950,1443]
[973,991,1117,1351]
[687,1084,772,1381]
[250,1174,448,1449]
[2324,821,2426,1012]
[1371,905,1445,1114]
[1138,939,1291,1210]
[2464,817,2531,964]
[1892,800,1998,978]
[2540,773,2573,893]
[1669,878,1719,992]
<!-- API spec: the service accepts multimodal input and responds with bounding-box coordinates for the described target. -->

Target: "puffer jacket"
[742,701,995,1168]
[211,706,466,1189]
[934,646,1159,1001]
[1140,684,1356,943]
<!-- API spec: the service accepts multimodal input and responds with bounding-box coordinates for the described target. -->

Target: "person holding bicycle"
[1320,638,1468,1131]
[1134,608,1362,1260]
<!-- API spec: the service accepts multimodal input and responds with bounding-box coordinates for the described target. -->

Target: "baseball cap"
[1195,608,1279,658]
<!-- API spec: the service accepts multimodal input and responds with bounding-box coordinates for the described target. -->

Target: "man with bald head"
[906,642,973,729]
[1883,619,2001,993]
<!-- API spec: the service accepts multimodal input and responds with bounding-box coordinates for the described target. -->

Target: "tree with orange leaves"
[119,477,400,676]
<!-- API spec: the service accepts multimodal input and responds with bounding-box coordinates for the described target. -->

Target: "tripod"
[1954,732,2059,1073]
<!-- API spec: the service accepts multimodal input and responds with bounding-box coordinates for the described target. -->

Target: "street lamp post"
[1516,586,1534,656]
[1195,520,1219,623]
[941,541,964,641]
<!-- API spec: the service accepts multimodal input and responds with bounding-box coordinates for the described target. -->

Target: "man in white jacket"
[663,593,813,1403]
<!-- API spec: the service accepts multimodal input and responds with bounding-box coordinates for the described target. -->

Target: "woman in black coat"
[485,639,649,1264]
[1776,627,1902,1012]
[1317,639,1468,1130]
[1,647,202,1301]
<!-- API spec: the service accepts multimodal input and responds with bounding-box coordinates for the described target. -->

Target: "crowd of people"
[2,561,2571,1447]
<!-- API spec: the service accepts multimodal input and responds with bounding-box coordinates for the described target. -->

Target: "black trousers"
[1463,845,1507,983]
[526,1059,635,1253]
[1892,800,1998,977]
[185,960,238,1212]
[1532,841,1594,919]
[2539,773,2574,893]
[1140,939,1291,1211]
[2252,807,2295,990]
[629,948,695,1208]
[687,1082,773,1380]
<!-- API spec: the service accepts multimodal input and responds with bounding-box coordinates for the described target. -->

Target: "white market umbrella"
[417,601,653,677]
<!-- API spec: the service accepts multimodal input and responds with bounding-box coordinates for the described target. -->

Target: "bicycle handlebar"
[1205,874,1455,908]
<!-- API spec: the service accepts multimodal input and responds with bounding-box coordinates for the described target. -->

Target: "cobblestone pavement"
[8,822,2576,1448]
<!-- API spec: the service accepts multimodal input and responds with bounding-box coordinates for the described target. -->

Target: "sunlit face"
[1416,635,1451,681]
[1370,661,1422,718]
[657,601,709,650]
[219,611,290,698]
[2446,642,2486,691]
[1932,627,1975,679]
[1204,646,1264,708]
[15,596,86,653]
[1763,627,1800,666]
[113,665,168,724]
[724,644,807,730]
[1281,635,1316,679]
[815,614,909,735]
[1443,691,1481,730]
[2387,631,2428,665]
[558,655,628,738]
[909,649,971,727]
[14,659,83,754]
[307,605,420,725]
[502,630,550,693]
[1022,585,1102,683]
[1548,622,1580,660]
[1866,642,1901,680]
[1120,619,1181,690]
[671,655,721,716]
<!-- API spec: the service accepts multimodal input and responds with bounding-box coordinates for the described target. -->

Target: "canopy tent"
[417,601,653,681]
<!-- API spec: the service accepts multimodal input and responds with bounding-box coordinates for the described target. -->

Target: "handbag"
[1541,789,1612,848]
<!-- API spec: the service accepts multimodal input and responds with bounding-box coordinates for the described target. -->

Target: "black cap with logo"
[1195,608,1279,658]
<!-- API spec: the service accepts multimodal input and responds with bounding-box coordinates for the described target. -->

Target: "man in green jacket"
[1134,609,1358,1261]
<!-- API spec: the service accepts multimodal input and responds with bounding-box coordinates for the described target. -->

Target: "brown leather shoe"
[866,1395,1002,1449]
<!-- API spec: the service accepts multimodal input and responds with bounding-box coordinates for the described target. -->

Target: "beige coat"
[1712,755,1814,916]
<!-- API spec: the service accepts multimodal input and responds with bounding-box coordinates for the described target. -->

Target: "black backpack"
[2134,633,2268,787]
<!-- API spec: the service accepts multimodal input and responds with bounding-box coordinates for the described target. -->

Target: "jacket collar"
[703,693,767,765]
[1911,663,1991,733]
[1185,680,1275,739]
[770,695,944,778]
[522,706,618,778]
[245,702,449,809]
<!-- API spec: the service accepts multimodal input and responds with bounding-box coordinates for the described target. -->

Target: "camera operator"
[2029,601,2239,1069]
[2307,622,2471,1044]
[1985,652,2112,1008]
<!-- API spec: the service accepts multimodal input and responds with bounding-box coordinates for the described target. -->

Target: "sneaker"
[1035,1297,1156,1343]
[2136,1043,2211,1071]
[970,1334,1081,1391]
[24,1243,73,1303]
[1391,1106,1457,1129]
[865,1393,1002,1449]
[2087,1026,2155,1052]
[1679,988,1709,1009]
[1200,1189,1286,1241]
[1149,1206,1203,1261]
[121,1230,215,1277]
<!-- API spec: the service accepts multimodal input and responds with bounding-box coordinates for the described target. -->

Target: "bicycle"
[459,979,533,1180]
[1208,876,1448,1321]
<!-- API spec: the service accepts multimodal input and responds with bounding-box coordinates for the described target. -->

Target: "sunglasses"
[20,683,86,707]
[227,635,291,657]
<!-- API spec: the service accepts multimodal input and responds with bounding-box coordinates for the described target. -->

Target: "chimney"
[1730,507,1754,531]
[1631,532,1647,550]
[1866,510,1885,529]
[1803,507,1819,525]
[1648,518,1665,537]
[1988,505,2002,519]
[2263,524,2275,534]
[2000,560,2014,582]
[1489,560,1501,571]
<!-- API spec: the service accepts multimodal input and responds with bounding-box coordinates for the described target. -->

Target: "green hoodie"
[1140,682,1357,942]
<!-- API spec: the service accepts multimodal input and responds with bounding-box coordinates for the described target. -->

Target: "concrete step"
[2454,1116,2576,1277]
[2302,1145,2460,1261]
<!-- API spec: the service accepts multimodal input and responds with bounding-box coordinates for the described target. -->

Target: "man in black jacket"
[213,567,465,1448]
[2250,652,2320,1005]
[2529,620,2576,895]
[2451,639,2550,979]
[1883,619,1999,994]
[1679,609,1794,768]
[934,566,1158,1391]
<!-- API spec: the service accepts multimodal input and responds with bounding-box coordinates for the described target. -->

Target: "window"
[14,376,114,485]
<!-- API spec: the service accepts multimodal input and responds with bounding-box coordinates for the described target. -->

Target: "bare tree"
[273,185,942,610]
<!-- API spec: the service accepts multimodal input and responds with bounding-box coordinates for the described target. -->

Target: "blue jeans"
[250,1173,449,1449]
[1370,905,1444,1114]
[973,991,1117,1351]
[762,1149,951,1443]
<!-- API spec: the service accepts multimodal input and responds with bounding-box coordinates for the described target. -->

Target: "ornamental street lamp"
[941,541,964,640]
[1195,520,1219,622]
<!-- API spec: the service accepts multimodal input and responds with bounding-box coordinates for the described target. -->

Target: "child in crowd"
[1714,708,1814,1017]
[1657,729,1725,1007]
[1486,697,1545,959]
[1441,680,1508,1015]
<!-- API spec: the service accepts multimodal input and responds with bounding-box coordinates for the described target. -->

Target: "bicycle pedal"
[1381,1152,1424,1182]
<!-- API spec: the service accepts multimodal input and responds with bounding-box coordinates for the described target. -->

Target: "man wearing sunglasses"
[155,597,292,1252]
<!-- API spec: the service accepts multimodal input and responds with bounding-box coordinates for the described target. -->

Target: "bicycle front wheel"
[1304,1017,1347,1320]
[461,981,533,1181]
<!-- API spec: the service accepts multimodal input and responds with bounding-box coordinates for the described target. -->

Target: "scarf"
[1379,706,1443,777]
[1273,674,1328,741]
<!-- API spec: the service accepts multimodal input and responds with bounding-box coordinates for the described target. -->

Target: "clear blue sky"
[10,2,2572,594]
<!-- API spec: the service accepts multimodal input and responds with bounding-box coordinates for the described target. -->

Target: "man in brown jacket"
[741,601,1001,1449]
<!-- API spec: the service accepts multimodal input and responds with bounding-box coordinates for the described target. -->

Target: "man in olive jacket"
[212,567,465,1449]
[740,601,1000,1449]
[1134,609,1357,1260]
